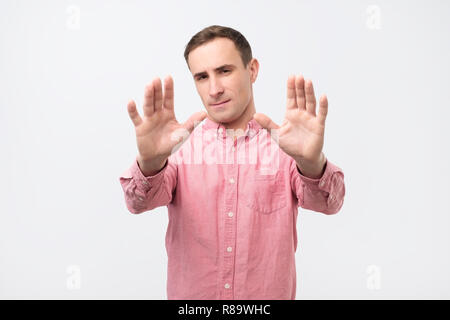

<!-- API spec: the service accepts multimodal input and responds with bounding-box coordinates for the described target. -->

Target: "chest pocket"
[245,170,287,214]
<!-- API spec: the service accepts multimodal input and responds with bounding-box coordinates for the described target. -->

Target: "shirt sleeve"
[290,157,345,215]
[118,156,177,214]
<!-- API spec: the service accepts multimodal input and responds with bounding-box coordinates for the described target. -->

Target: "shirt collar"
[202,116,262,140]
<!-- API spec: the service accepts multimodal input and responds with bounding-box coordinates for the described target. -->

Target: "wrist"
[295,153,326,179]
[137,155,167,177]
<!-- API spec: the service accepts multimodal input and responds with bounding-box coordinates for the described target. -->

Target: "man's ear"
[249,58,259,83]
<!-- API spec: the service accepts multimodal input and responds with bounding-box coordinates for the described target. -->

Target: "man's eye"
[196,70,229,81]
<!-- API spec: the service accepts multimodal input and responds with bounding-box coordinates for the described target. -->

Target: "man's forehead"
[188,38,242,72]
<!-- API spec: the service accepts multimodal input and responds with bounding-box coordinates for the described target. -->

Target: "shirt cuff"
[130,157,169,193]
[297,158,340,193]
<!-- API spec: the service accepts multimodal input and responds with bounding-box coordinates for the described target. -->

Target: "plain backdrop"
[1,0,449,299]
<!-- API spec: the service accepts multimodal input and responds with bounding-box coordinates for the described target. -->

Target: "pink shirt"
[119,117,345,300]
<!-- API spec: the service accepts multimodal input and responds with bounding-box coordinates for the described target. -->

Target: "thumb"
[253,113,280,131]
[182,111,208,133]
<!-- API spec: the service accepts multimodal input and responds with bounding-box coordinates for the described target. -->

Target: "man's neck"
[219,98,256,138]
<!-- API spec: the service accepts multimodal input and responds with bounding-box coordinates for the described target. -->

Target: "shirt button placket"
[222,138,238,300]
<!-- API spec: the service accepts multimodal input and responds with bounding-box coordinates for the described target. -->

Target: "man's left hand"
[253,74,328,177]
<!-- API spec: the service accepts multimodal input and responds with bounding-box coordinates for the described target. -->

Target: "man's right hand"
[127,76,207,176]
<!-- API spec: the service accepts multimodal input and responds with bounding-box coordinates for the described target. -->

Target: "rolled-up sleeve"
[119,157,177,214]
[290,157,345,215]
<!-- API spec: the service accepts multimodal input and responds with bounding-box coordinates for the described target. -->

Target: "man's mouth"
[210,99,231,107]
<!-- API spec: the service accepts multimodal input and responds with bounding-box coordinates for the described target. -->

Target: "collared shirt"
[119,117,345,299]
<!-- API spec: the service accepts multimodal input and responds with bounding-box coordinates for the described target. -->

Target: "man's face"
[188,37,257,124]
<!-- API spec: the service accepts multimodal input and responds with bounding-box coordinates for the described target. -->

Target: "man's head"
[184,25,259,127]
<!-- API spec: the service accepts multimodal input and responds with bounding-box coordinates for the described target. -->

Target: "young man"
[119,25,345,300]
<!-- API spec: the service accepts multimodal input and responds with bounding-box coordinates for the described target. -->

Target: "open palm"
[253,75,328,164]
[127,76,207,163]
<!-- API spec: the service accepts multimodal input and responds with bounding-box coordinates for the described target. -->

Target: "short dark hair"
[184,25,253,69]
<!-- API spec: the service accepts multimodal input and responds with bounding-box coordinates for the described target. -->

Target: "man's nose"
[208,77,224,97]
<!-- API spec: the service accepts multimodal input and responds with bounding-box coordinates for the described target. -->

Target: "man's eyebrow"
[193,64,236,78]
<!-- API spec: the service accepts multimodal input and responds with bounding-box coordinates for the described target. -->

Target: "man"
[119,25,345,300]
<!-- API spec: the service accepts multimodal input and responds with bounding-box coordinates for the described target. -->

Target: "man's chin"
[207,111,231,122]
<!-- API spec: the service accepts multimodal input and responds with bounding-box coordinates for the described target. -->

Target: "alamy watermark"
[66,265,81,290]
[366,264,381,290]
[168,123,281,174]
[366,5,382,30]
[66,5,81,30]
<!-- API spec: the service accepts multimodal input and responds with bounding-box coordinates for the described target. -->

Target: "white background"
[1,0,449,299]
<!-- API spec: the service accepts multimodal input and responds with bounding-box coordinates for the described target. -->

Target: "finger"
[295,75,306,111]
[286,75,297,110]
[317,94,328,125]
[253,113,280,131]
[305,79,316,116]
[163,75,174,111]
[127,100,143,127]
[182,111,208,134]
[143,82,154,118]
[153,77,163,111]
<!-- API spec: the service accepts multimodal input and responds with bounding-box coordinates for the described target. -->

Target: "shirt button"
[319,180,325,187]
[228,212,234,218]
[227,247,233,252]
[229,178,235,184]
[329,194,334,200]
[138,196,144,201]
[142,180,148,185]
[224,283,231,289]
